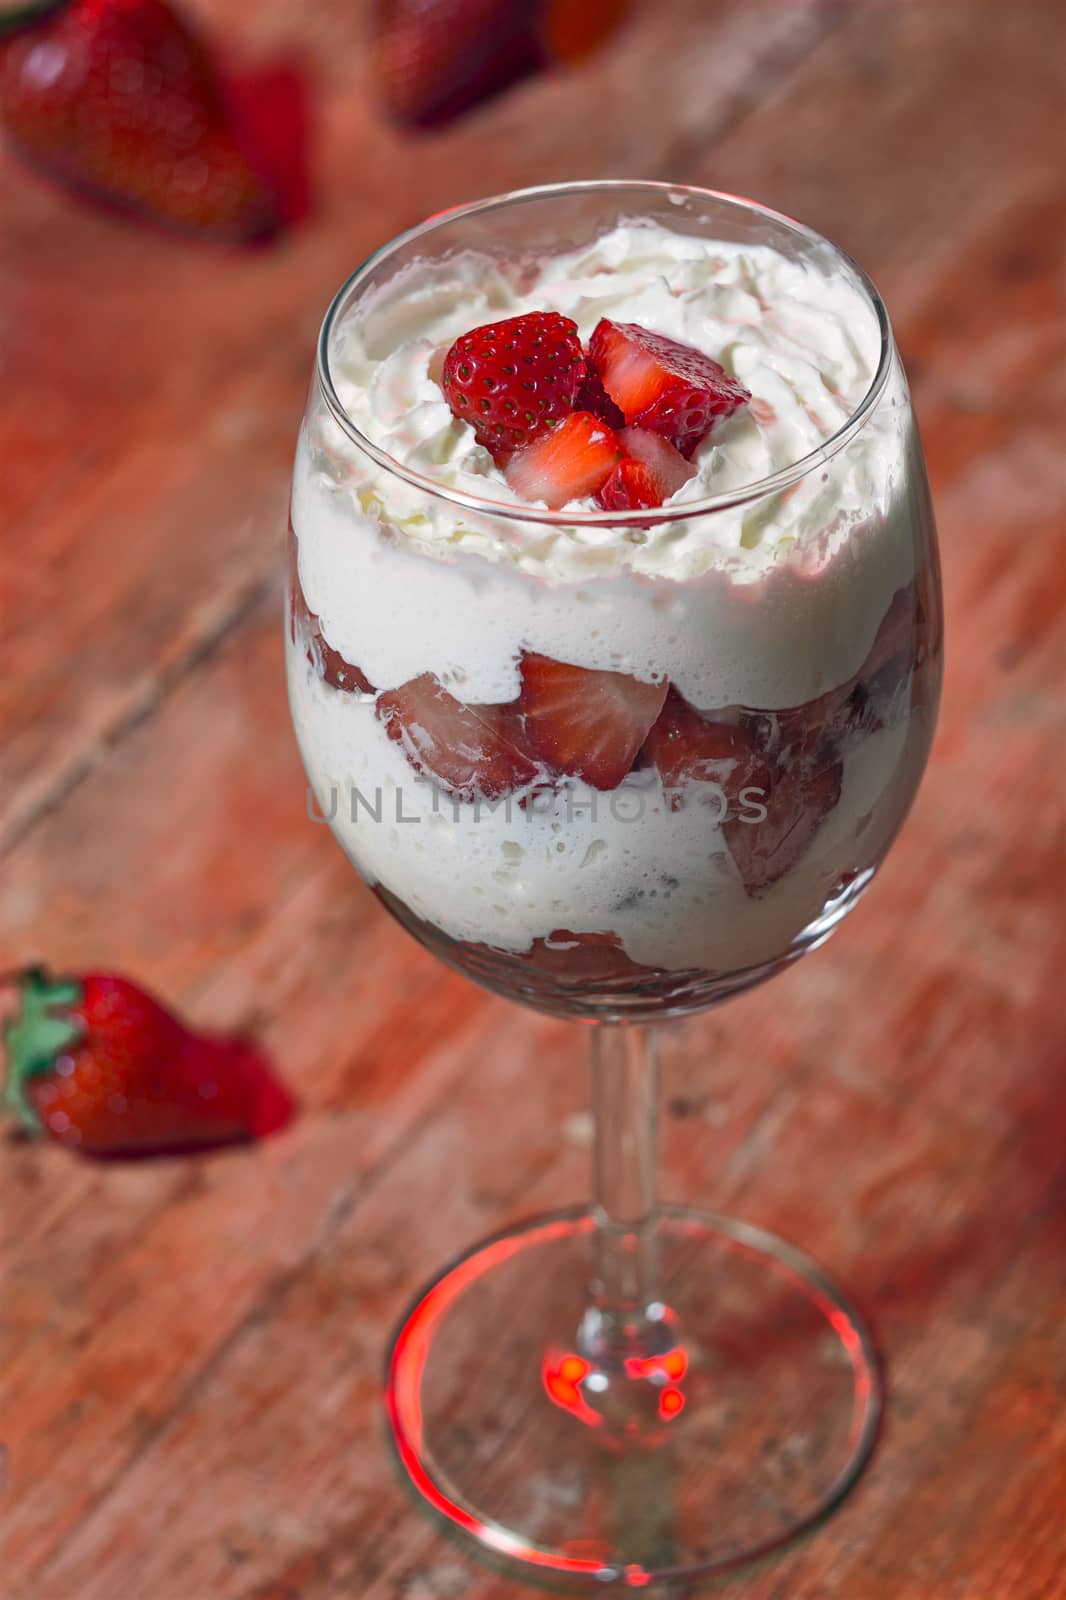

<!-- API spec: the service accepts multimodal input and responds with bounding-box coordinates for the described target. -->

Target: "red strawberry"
[441,311,586,464]
[504,410,621,508]
[289,528,374,693]
[377,674,541,801]
[589,319,750,457]
[314,637,376,696]
[619,427,697,495]
[642,691,770,812]
[723,759,843,895]
[519,928,657,983]
[597,458,662,511]
[597,428,696,509]
[372,0,541,128]
[372,0,630,128]
[576,364,625,429]
[757,683,862,765]
[1,967,294,1158]
[0,0,279,240]
[518,652,667,790]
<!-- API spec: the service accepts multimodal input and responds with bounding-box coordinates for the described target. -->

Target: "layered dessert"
[287,222,941,1013]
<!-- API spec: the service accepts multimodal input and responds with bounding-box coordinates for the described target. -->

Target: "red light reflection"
[542,1351,603,1428]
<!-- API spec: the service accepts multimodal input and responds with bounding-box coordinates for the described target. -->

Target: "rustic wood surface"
[1,1,1064,1596]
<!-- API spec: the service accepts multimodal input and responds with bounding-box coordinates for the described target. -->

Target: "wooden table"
[2,2,1064,1595]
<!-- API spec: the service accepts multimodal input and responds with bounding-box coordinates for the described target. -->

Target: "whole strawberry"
[2,966,294,1158]
[441,310,586,462]
[0,0,279,240]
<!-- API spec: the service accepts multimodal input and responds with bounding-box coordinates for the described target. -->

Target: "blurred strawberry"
[373,0,630,128]
[2,966,294,1158]
[643,692,771,813]
[597,427,696,509]
[0,0,280,240]
[723,760,843,895]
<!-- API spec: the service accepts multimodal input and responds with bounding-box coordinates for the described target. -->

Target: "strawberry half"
[377,674,540,801]
[642,691,770,813]
[589,319,750,457]
[289,528,375,693]
[518,652,667,790]
[504,410,621,509]
[1,967,294,1158]
[597,458,662,511]
[723,760,843,895]
[441,311,586,464]
[0,0,280,240]
[597,426,697,509]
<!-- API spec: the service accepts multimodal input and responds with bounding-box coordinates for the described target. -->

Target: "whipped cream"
[288,221,935,977]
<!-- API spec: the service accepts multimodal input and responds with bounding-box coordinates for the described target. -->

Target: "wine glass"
[284,182,942,1588]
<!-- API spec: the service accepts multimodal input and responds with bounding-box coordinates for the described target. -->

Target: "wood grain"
[1,2,1064,1597]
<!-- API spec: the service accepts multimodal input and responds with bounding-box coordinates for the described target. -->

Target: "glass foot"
[385,1206,882,1590]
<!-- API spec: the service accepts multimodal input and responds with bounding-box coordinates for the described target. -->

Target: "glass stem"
[583,1023,661,1354]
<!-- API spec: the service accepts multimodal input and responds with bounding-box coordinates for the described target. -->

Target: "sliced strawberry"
[755,682,861,765]
[589,319,750,457]
[643,691,770,812]
[441,311,586,463]
[597,458,662,511]
[576,364,625,429]
[863,584,917,682]
[723,760,843,895]
[504,411,621,509]
[598,429,697,510]
[289,525,375,692]
[619,428,697,495]
[372,0,540,128]
[519,929,657,983]
[372,0,629,128]
[377,674,540,801]
[518,653,667,790]
[314,636,376,695]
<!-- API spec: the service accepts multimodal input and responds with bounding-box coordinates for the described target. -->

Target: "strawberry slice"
[377,674,540,801]
[0,0,280,240]
[314,636,376,695]
[723,760,843,895]
[589,319,750,457]
[504,411,621,509]
[441,311,586,464]
[597,428,697,510]
[518,653,667,790]
[619,427,697,495]
[576,364,625,429]
[642,691,770,812]
[597,458,662,511]
[289,526,374,693]
[1,967,294,1158]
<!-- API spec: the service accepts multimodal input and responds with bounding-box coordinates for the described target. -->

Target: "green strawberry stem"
[0,0,68,41]
[1,967,84,1132]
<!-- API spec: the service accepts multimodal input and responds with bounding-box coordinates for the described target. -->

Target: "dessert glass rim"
[315,179,894,529]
